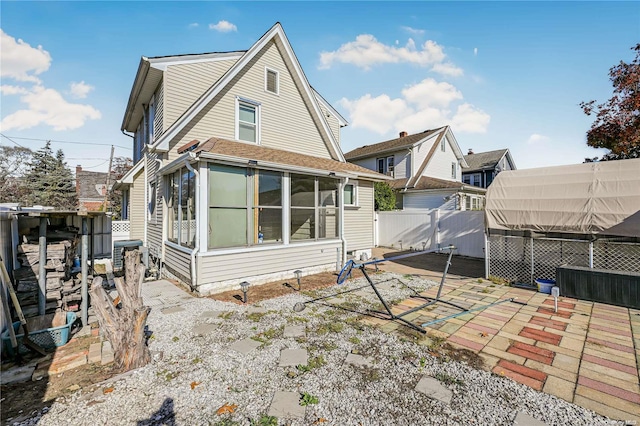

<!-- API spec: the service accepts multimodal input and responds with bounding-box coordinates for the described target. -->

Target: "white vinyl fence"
[375,210,485,258]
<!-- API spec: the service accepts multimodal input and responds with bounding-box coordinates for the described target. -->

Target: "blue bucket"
[535,279,556,294]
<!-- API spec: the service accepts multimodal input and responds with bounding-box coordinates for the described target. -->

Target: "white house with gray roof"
[345,127,486,211]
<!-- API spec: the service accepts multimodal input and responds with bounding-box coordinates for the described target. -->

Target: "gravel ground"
[14,273,625,426]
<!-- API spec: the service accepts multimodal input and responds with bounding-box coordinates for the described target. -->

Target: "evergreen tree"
[23,142,78,209]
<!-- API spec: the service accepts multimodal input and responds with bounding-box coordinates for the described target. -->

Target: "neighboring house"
[344,126,486,211]
[462,148,516,189]
[76,165,113,211]
[115,23,385,295]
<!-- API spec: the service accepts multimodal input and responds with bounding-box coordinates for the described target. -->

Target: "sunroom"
[159,137,384,295]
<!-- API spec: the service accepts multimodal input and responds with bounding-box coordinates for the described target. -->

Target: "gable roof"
[177,137,387,181]
[344,128,442,160]
[143,22,344,162]
[463,149,513,172]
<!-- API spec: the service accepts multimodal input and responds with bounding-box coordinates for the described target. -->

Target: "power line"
[1,135,130,150]
[0,133,28,149]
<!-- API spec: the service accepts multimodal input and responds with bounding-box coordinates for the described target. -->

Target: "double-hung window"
[451,162,457,179]
[167,167,196,248]
[236,98,260,143]
[376,156,395,175]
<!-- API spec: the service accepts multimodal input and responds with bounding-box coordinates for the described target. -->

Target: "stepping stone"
[325,297,344,305]
[200,310,224,319]
[101,341,114,366]
[247,307,267,314]
[192,323,218,336]
[230,338,261,354]
[161,306,185,314]
[268,391,306,419]
[415,376,452,405]
[513,412,547,426]
[354,289,371,297]
[88,342,102,363]
[1,365,35,385]
[345,353,374,368]
[283,325,305,338]
[279,349,308,367]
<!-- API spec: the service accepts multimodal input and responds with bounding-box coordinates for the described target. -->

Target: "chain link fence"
[488,235,640,284]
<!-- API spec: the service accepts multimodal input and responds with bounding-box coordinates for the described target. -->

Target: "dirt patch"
[208,270,354,304]
[1,336,118,424]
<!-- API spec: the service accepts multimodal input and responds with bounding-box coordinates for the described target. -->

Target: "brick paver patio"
[367,248,640,423]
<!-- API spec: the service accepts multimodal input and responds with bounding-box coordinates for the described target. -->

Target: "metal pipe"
[38,217,47,316]
[81,217,89,326]
[421,298,514,328]
[184,156,199,291]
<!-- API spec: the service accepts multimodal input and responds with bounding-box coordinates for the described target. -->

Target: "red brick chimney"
[399,131,408,138]
[468,148,474,155]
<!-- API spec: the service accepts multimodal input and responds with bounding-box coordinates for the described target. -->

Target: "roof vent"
[399,131,408,138]
[468,148,474,155]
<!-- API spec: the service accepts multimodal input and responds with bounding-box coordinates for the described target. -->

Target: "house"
[115,23,385,295]
[75,165,113,211]
[344,126,486,211]
[462,148,516,189]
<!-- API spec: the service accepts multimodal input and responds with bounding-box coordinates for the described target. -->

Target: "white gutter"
[143,152,148,245]
[340,177,349,268]
[184,153,200,291]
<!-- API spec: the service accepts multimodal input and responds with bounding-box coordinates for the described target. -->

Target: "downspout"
[184,154,199,291]
[143,152,148,245]
[340,177,349,268]
[155,157,164,265]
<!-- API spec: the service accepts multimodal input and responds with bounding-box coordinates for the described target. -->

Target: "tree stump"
[90,250,151,370]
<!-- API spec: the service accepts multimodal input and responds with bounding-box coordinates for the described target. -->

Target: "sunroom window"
[166,167,195,248]
[290,174,339,241]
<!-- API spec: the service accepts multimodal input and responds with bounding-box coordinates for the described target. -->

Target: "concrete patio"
[368,248,640,423]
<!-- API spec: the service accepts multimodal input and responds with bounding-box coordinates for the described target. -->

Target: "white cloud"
[319,35,456,75]
[0,29,51,83]
[340,79,490,136]
[473,47,478,56]
[526,134,550,145]
[69,81,94,99]
[401,26,425,36]
[1,85,29,95]
[0,85,101,131]
[339,94,410,135]
[430,62,464,77]
[451,104,490,133]
[401,78,462,108]
[209,20,237,33]
[188,22,199,28]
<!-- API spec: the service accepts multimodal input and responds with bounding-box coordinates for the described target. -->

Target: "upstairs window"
[376,156,395,176]
[441,137,446,151]
[236,98,260,143]
[451,162,457,179]
[265,68,279,94]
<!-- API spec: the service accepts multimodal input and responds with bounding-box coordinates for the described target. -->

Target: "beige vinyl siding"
[147,152,163,249]
[130,168,145,241]
[153,80,164,139]
[344,181,374,251]
[164,243,191,283]
[198,241,341,287]
[319,104,340,145]
[424,135,461,181]
[164,59,238,130]
[167,40,335,161]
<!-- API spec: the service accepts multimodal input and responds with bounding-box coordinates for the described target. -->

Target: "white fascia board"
[148,52,244,71]
[312,88,348,127]
[157,152,195,175]
[121,58,151,131]
[444,126,469,168]
[116,158,145,185]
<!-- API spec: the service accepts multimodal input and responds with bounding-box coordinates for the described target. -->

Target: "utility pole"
[102,145,115,213]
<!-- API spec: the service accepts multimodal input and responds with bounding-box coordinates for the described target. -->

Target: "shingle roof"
[389,176,486,193]
[344,128,443,160]
[463,149,508,172]
[76,170,114,200]
[191,137,387,180]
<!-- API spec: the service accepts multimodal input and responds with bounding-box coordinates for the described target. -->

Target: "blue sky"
[1,2,638,173]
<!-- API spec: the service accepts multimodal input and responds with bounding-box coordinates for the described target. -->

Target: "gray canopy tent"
[484,158,640,308]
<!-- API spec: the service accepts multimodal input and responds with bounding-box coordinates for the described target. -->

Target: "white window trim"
[344,182,358,207]
[451,162,457,179]
[264,67,279,95]
[235,96,261,144]
[441,137,446,152]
